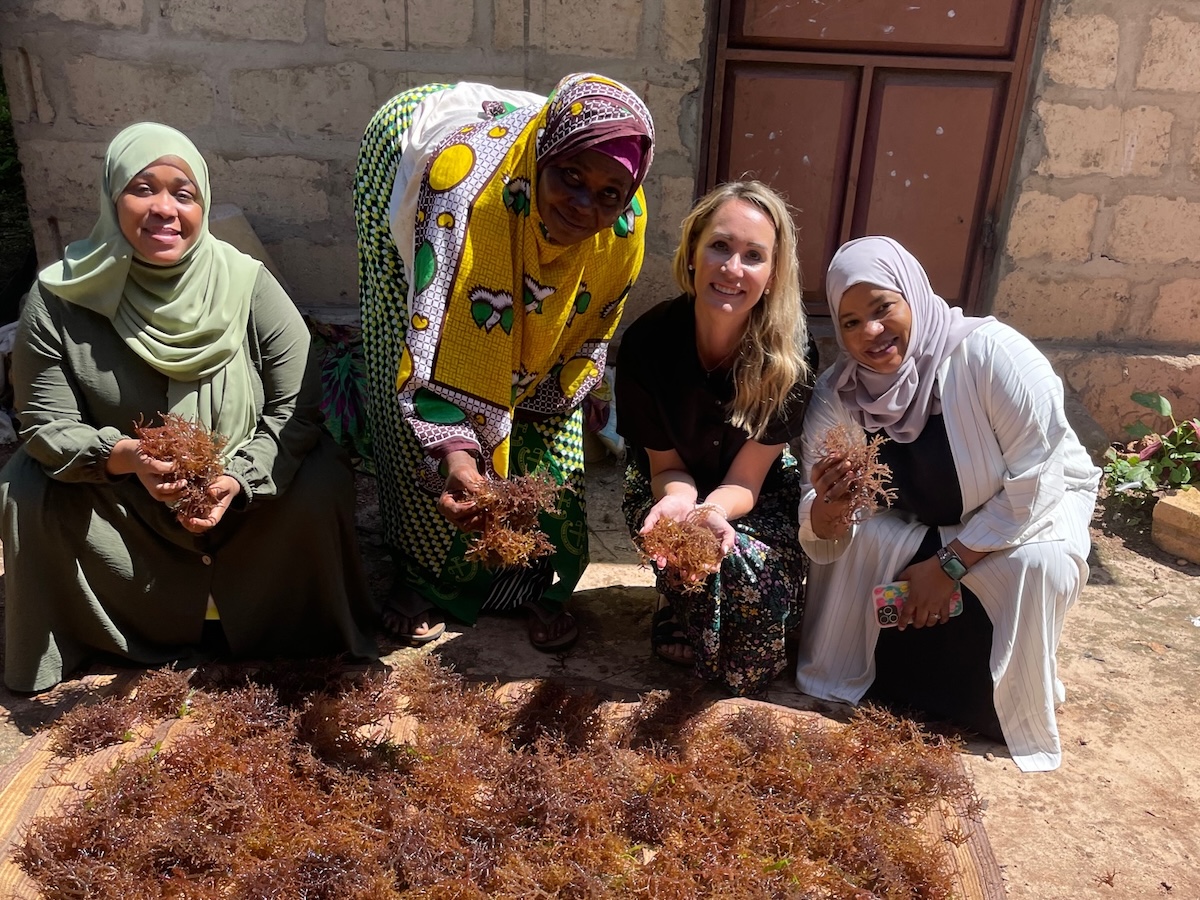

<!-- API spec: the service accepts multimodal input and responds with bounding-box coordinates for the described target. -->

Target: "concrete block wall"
[994,0,1200,438]
[0,0,707,325]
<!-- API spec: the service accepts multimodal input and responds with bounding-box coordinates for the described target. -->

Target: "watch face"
[938,550,967,581]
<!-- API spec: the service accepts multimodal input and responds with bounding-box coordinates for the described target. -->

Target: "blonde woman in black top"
[617,181,816,697]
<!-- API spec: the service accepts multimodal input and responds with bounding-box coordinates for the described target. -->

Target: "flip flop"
[381,587,446,646]
[522,600,579,653]
[650,604,693,668]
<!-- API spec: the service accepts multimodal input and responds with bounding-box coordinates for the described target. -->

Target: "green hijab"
[38,122,260,458]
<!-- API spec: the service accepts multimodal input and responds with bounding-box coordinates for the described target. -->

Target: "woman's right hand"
[809,453,856,539]
[638,494,698,569]
[437,450,487,531]
[639,493,696,536]
[106,438,187,506]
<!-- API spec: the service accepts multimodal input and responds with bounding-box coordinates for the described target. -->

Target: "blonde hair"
[671,181,810,440]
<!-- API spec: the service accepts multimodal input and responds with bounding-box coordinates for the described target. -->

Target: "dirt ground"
[1,450,1198,898]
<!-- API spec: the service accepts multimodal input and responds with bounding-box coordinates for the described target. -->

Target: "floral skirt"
[622,456,807,697]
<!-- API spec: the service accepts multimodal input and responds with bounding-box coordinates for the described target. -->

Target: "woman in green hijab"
[0,122,379,693]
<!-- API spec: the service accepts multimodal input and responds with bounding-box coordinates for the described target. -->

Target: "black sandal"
[522,600,579,653]
[651,604,693,668]
[381,587,446,646]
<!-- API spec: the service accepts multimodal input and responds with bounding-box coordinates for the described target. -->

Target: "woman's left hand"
[895,556,960,629]
[694,505,736,557]
[177,475,241,534]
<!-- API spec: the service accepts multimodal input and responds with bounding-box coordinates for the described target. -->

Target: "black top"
[615,294,817,497]
[870,415,999,742]
[876,413,964,527]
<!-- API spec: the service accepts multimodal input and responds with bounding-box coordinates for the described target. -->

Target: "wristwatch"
[936,545,969,582]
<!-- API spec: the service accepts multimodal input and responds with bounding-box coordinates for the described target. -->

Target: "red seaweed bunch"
[638,507,725,594]
[134,412,228,519]
[47,669,193,759]
[19,656,981,900]
[819,422,897,525]
[465,470,565,569]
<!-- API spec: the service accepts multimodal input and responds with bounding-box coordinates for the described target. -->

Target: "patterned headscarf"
[537,74,654,203]
[825,236,992,443]
[38,122,261,457]
[397,73,655,480]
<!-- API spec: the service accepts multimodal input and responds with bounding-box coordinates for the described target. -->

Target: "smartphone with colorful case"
[872,581,963,628]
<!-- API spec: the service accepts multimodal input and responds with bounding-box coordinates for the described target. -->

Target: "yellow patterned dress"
[354,74,653,622]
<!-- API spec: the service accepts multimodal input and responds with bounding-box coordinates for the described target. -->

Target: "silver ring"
[930,613,940,621]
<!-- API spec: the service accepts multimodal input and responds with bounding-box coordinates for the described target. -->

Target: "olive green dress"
[1,272,379,692]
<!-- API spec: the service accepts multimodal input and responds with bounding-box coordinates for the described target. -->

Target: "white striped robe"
[795,321,1100,772]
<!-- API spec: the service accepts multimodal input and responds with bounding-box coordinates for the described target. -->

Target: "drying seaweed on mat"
[16,657,983,900]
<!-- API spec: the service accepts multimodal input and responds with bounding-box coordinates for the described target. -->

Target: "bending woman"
[617,181,815,698]
[796,236,1100,771]
[355,73,654,651]
[1,123,378,693]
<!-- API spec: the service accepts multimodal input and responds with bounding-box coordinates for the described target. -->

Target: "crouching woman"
[1,123,378,693]
[617,181,817,698]
[795,236,1100,771]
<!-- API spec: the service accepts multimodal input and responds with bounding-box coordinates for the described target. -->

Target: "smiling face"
[690,197,777,319]
[836,282,913,374]
[536,148,635,245]
[115,161,204,265]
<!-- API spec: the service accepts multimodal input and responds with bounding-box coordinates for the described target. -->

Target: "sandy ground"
[1,452,1198,898]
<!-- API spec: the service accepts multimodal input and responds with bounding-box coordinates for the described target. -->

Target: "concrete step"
[1152,488,1200,564]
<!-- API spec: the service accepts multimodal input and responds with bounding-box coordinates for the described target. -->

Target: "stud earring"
[688,264,694,271]
[764,288,771,296]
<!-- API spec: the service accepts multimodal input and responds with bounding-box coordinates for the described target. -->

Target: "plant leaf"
[1132,391,1172,418]
[1125,422,1154,439]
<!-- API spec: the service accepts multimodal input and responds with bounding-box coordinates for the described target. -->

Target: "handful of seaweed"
[639,507,725,594]
[819,422,897,526]
[17,657,981,900]
[134,412,227,519]
[464,471,565,568]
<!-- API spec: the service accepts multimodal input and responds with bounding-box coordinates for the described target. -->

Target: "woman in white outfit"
[795,236,1099,772]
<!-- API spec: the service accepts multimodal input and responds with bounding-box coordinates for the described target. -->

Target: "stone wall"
[9,0,1200,440]
[994,0,1200,437]
[0,0,707,324]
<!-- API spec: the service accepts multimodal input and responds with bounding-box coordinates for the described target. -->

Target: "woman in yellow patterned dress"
[354,74,654,650]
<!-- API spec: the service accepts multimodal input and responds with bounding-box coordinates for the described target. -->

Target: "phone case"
[872,581,963,628]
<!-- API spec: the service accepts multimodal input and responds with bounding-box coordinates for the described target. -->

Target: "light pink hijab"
[825,236,992,443]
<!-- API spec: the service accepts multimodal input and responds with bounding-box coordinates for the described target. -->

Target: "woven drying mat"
[0,676,1005,899]
[0,670,144,899]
